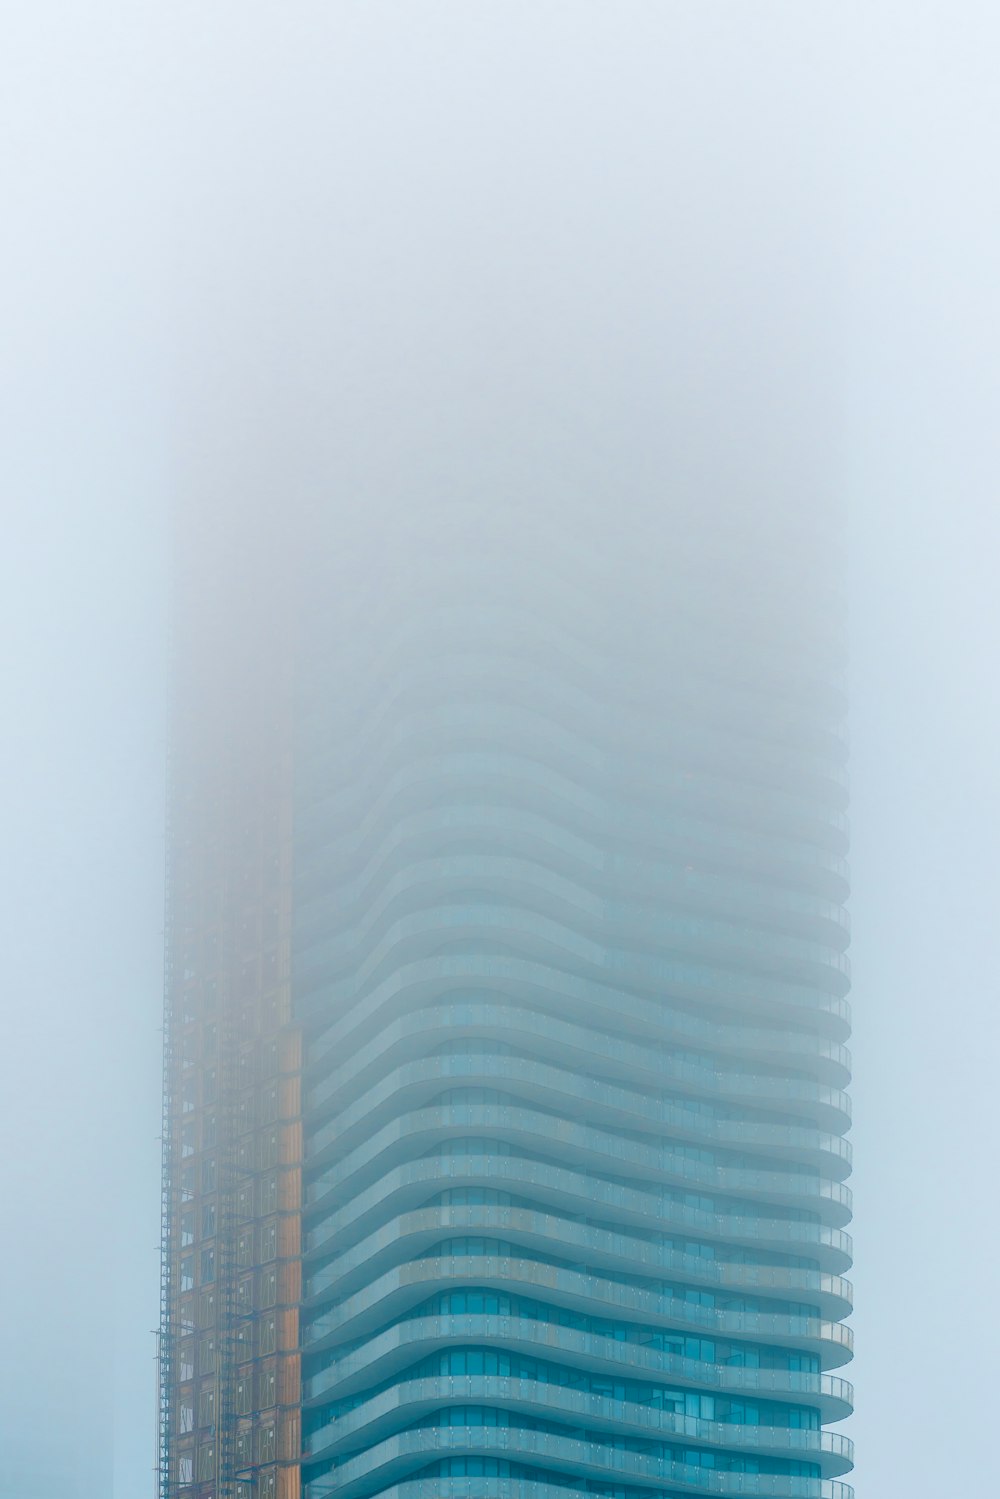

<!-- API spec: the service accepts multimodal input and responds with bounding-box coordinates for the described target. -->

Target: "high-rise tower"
[160,486,853,1499]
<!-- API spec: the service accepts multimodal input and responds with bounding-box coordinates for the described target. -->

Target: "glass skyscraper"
[161,494,853,1499]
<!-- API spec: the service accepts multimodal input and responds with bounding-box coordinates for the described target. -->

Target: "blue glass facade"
[293,505,853,1499]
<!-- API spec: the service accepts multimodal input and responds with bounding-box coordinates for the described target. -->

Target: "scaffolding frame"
[159,525,301,1499]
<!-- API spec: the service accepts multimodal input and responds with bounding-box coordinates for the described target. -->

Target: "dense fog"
[2,5,998,1496]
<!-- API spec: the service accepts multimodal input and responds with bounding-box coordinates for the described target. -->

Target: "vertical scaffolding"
[160,496,302,1499]
[158,716,180,1499]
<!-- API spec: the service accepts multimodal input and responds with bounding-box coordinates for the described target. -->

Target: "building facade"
[160,497,853,1499]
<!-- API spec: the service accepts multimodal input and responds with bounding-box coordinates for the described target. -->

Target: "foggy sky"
[2,4,999,1496]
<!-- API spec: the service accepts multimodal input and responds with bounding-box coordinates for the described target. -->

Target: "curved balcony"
[295,844,852,956]
[305,1154,853,1275]
[304,974,852,1130]
[301,1316,854,1422]
[306,1377,854,1476]
[299,607,849,802]
[306,1047,853,1179]
[302,1256,854,1372]
[304,1206,854,1322]
[307,1476,854,1499]
[308,1422,852,1499]
[297,797,851,916]
[306,1106,852,1227]
[297,696,851,863]
[296,758,851,915]
[297,886,850,1017]
[294,528,853,1499]
[307,1003,852,1122]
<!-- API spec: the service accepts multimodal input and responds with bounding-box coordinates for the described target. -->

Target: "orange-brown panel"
[277,1467,300,1499]
[279,1167,301,1214]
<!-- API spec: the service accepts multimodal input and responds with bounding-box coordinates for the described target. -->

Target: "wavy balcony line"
[302,1319,853,1420]
[313,1423,847,1499]
[302,1257,853,1370]
[304,1154,853,1272]
[305,1107,852,1226]
[305,1050,853,1176]
[303,1206,854,1319]
[305,995,851,1113]
[302,963,853,1104]
[295,798,851,906]
[305,1378,853,1474]
[305,1474,854,1499]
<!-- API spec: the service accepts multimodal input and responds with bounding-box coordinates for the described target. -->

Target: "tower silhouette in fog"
[160,486,853,1499]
